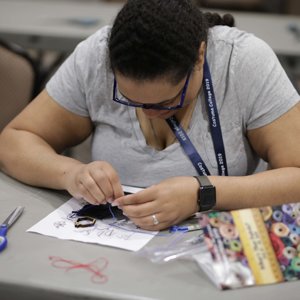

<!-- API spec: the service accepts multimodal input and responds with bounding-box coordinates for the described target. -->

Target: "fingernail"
[107,198,113,203]
[123,212,127,216]
[102,201,107,204]
[111,201,119,207]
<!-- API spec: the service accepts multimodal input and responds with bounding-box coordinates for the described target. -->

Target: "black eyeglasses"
[112,72,191,110]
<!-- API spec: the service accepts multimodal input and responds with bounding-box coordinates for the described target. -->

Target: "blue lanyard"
[166,59,228,176]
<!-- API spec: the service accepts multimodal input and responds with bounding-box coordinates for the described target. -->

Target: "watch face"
[200,185,216,211]
[194,176,216,212]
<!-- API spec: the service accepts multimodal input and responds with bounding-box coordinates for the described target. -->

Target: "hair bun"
[204,12,235,28]
[222,13,235,27]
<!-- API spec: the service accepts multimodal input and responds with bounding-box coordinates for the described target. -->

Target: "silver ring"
[152,214,159,225]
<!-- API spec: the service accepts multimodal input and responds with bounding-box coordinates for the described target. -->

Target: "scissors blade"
[1,206,24,228]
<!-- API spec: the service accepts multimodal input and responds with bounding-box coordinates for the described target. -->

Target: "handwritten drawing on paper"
[27,197,157,251]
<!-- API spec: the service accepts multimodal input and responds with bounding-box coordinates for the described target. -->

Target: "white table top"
[0,0,122,52]
[0,0,300,55]
[233,11,300,57]
[1,171,300,300]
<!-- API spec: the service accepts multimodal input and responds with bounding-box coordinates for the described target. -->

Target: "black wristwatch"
[194,176,216,212]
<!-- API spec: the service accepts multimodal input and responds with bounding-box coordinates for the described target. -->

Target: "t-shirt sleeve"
[233,35,300,130]
[46,26,110,117]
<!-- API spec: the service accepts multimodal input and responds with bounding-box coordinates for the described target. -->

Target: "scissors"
[0,206,24,252]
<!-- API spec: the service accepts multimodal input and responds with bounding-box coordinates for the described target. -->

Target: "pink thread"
[49,256,109,284]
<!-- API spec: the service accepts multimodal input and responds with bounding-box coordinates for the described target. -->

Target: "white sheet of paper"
[27,197,157,251]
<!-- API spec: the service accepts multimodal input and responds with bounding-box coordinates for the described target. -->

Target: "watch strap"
[194,175,212,188]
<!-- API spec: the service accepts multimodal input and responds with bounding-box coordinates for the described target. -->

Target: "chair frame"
[0,39,41,99]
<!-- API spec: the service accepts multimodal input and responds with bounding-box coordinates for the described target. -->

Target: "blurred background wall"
[193,0,300,14]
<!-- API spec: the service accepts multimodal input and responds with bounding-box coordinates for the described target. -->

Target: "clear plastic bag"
[137,212,256,289]
[136,230,207,263]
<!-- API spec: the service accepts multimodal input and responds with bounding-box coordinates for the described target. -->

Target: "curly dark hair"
[108,0,234,84]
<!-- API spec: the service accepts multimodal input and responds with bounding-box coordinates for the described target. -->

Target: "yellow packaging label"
[232,208,284,284]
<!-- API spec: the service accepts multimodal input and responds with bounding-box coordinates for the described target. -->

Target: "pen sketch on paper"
[27,197,157,251]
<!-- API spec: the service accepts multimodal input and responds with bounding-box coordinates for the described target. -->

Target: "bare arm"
[0,90,124,202]
[211,102,300,210]
[0,89,93,189]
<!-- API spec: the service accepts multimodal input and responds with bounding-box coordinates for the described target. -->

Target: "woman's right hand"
[64,161,124,205]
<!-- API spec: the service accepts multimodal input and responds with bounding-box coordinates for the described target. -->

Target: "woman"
[0,0,299,231]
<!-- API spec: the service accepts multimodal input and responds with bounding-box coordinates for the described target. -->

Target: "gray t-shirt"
[46,25,299,187]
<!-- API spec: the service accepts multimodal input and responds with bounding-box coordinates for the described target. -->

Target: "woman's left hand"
[112,177,199,231]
